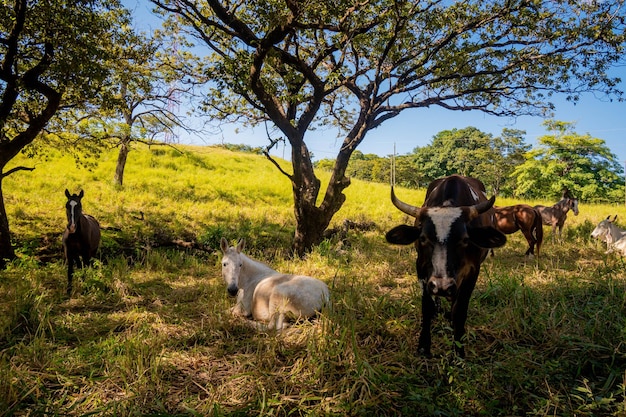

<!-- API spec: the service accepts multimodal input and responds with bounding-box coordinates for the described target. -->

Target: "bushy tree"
[0,0,129,265]
[412,127,529,195]
[345,151,389,183]
[316,151,423,188]
[153,0,626,254]
[64,24,200,187]
[511,121,624,202]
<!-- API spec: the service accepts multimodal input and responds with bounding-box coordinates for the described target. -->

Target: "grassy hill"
[1,143,625,416]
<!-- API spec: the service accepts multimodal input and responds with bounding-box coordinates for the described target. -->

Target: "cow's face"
[386,206,506,297]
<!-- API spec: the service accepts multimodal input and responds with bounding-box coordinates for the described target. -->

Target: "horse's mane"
[240,252,278,279]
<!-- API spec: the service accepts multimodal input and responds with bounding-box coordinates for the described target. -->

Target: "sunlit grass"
[1,143,626,416]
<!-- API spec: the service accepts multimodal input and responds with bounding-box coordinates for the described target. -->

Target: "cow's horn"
[391,186,420,217]
[468,196,496,219]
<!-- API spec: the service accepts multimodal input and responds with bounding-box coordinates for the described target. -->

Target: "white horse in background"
[220,238,330,330]
[591,215,626,255]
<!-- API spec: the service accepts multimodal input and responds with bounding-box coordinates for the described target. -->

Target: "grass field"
[1,143,625,416]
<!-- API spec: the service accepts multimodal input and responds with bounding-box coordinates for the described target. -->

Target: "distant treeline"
[313,123,625,203]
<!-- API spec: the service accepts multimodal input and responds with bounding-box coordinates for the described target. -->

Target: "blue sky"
[214,92,626,166]
[125,0,626,167]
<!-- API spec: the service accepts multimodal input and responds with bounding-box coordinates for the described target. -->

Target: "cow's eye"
[419,235,430,246]
[458,236,470,247]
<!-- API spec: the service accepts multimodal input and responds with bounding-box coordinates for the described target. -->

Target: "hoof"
[418,347,432,358]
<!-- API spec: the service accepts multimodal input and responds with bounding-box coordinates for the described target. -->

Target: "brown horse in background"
[62,189,101,296]
[493,204,543,257]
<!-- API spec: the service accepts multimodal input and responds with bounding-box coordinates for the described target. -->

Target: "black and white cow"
[386,175,506,357]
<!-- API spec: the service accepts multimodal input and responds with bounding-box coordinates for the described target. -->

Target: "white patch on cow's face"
[427,207,462,244]
[431,245,448,278]
[426,207,462,282]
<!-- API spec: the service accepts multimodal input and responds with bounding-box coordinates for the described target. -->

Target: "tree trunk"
[290,140,352,256]
[114,138,130,186]
[0,179,15,267]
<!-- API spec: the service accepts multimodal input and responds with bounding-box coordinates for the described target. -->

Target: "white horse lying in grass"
[220,238,330,330]
[591,215,626,255]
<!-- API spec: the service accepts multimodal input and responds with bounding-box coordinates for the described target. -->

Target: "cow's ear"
[386,225,421,245]
[468,226,506,248]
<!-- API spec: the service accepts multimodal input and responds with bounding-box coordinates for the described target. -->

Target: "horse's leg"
[519,219,537,256]
[67,254,75,297]
[521,227,535,256]
[274,312,286,331]
[67,264,72,296]
[79,248,90,269]
[533,214,543,257]
[267,292,288,331]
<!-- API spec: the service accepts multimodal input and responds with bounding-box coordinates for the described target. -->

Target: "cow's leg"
[450,277,478,358]
[418,281,436,357]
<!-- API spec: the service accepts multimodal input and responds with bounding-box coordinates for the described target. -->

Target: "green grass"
[1,143,626,416]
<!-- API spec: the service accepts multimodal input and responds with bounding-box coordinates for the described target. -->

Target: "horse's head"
[220,237,245,297]
[591,215,618,243]
[591,214,620,244]
[65,189,84,234]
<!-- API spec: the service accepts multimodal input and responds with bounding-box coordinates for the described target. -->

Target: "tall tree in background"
[0,0,128,265]
[511,120,624,202]
[412,127,529,195]
[490,129,529,196]
[413,127,493,182]
[153,0,626,255]
[71,27,197,187]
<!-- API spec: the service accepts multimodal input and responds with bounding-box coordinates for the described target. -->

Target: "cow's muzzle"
[427,277,457,297]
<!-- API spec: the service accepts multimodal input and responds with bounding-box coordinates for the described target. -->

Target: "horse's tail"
[533,208,544,256]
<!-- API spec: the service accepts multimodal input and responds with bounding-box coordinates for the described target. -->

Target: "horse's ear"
[220,237,229,253]
[78,190,84,199]
[236,238,245,253]
[612,215,618,222]
[562,188,572,199]
[65,189,71,198]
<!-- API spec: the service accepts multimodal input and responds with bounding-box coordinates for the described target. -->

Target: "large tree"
[511,120,624,202]
[153,0,626,255]
[70,27,198,186]
[0,0,128,265]
[412,127,529,195]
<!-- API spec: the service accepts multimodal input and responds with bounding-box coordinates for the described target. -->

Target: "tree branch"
[2,165,35,178]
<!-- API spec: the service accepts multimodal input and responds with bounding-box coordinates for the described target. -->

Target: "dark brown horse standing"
[534,191,579,241]
[493,204,543,257]
[62,189,101,296]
